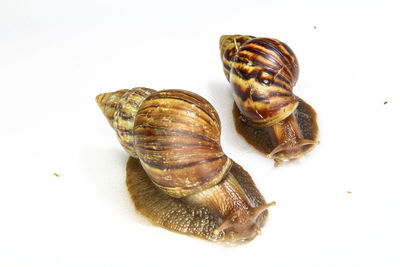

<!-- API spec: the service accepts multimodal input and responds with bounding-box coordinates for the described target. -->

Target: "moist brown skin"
[233,97,319,166]
[126,157,272,243]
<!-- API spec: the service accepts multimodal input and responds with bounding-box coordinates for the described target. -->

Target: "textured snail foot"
[126,157,222,241]
[126,157,270,243]
[233,97,319,165]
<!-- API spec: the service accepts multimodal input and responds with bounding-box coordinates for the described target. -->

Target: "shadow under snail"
[220,35,319,166]
[96,87,275,243]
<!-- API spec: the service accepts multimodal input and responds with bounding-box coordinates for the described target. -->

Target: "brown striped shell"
[220,35,319,164]
[97,88,231,198]
[220,35,299,126]
[133,89,231,198]
[96,87,156,157]
[96,87,274,242]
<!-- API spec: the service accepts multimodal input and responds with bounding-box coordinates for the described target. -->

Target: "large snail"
[220,35,319,165]
[96,87,275,242]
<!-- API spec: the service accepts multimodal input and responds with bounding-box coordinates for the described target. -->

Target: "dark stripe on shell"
[231,81,249,102]
[238,47,293,86]
[231,64,292,92]
[141,155,227,171]
[117,110,134,120]
[134,141,220,151]
[134,125,219,145]
[151,95,217,124]
[130,88,154,97]
[267,91,292,98]
[248,39,297,81]
[105,102,118,109]
[137,104,214,128]
[250,39,291,66]
[115,127,134,136]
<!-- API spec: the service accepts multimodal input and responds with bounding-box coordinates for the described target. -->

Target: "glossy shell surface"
[133,89,231,197]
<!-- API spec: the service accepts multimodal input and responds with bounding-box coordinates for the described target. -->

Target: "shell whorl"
[97,88,231,198]
[220,34,255,81]
[96,87,156,157]
[220,35,300,126]
[95,89,129,127]
[134,90,231,198]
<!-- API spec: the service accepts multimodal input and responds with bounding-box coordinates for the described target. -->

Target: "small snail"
[220,34,319,165]
[96,87,275,242]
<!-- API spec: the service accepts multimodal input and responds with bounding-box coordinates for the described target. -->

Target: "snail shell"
[220,35,299,126]
[96,87,274,242]
[96,87,156,157]
[220,35,319,164]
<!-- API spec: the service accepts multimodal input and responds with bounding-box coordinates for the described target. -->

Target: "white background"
[1,0,399,266]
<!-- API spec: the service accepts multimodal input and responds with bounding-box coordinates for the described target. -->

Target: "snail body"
[127,157,272,241]
[96,87,274,242]
[220,35,319,164]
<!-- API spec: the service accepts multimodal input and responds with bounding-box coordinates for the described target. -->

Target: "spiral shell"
[133,89,231,197]
[220,35,299,126]
[96,87,274,242]
[220,34,255,80]
[97,88,231,197]
[220,35,319,164]
[95,87,156,157]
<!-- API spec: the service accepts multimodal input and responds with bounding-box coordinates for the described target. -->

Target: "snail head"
[214,201,275,242]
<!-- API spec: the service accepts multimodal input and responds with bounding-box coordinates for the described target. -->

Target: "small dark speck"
[347,191,352,194]
[53,173,61,177]
[384,101,388,105]
[314,26,317,29]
